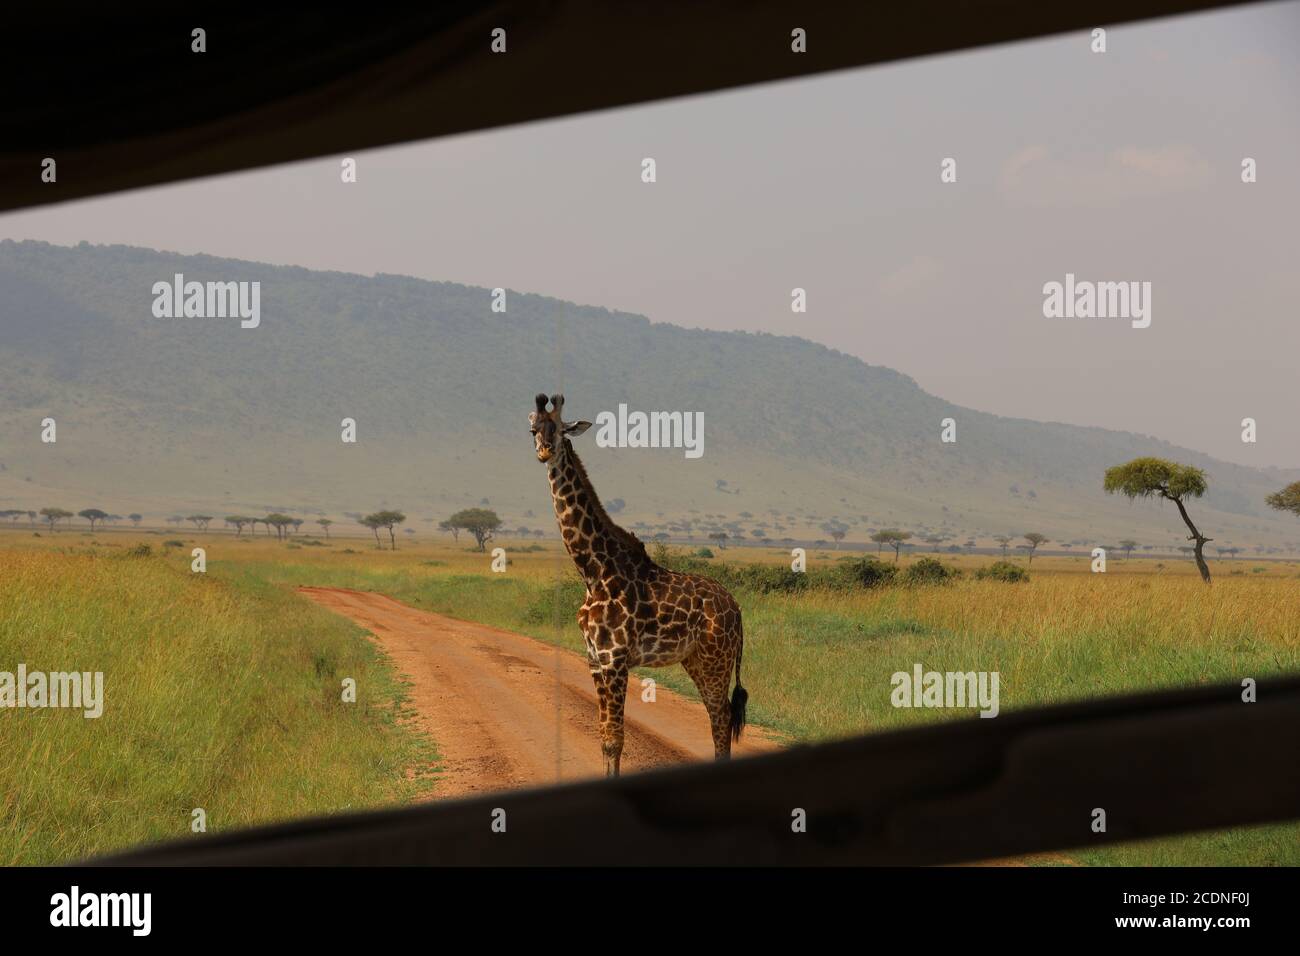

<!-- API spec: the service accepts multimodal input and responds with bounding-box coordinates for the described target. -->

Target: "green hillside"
[1,239,1296,554]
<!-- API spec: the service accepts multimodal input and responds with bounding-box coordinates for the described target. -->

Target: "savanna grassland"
[2,527,1297,865]
[0,532,437,865]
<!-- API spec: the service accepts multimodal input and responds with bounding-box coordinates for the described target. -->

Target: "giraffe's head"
[529,393,591,464]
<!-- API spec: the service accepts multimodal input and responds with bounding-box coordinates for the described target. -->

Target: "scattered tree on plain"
[360,515,383,548]
[40,507,73,532]
[446,508,499,552]
[225,515,253,537]
[872,529,912,563]
[1104,457,1212,583]
[1021,532,1048,564]
[821,522,848,549]
[264,513,294,540]
[366,510,408,550]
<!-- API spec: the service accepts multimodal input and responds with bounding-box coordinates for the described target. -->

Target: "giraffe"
[529,393,747,776]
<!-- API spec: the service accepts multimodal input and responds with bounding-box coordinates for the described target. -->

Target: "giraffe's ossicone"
[529,392,747,777]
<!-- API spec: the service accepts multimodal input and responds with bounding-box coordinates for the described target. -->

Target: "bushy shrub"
[975,560,1029,582]
[835,556,899,589]
[650,543,712,575]
[651,543,807,593]
[523,579,586,625]
[125,543,153,558]
[902,557,960,586]
[694,548,714,558]
[162,539,184,548]
[719,564,808,594]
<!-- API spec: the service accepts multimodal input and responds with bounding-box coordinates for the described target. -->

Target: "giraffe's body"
[530,394,747,775]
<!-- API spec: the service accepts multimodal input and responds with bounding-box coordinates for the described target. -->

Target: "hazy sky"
[4,2,1298,467]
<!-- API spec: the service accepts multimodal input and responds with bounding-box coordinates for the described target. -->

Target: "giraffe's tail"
[730,629,748,742]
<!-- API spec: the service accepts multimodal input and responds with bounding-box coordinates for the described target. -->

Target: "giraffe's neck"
[547,440,649,589]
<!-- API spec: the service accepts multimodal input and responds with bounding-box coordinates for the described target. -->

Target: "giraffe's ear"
[563,420,592,436]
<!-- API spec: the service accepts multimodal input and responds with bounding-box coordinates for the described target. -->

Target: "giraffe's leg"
[586,631,629,776]
[599,659,629,776]
[588,655,611,767]
[682,650,733,760]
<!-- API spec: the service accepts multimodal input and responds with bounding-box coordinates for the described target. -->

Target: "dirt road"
[299,586,780,799]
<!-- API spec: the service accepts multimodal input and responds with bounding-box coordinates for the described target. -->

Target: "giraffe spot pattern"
[538,431,745,777]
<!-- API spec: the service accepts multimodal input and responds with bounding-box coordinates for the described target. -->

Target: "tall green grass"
[0,549,437,865]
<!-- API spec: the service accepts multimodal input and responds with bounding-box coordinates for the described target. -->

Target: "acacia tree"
[1021,532,1048,564]
[78,508,108,532]
[187,515,213,532]
[438,519,460,542]
[317,518,333,539]
[872,529,912,563]
[40,507,73,532]
[821,522,848,549]
[225,515,251,537]
[366,510,407,550]
[129,513,143,527]
[263,513,293,540]
[1118,539,1138,561]
[1105,457,1212,583]
[1266,481,1300,520]
[447,508,499,552]
[993,535,1012,558]
[360,515,383,549]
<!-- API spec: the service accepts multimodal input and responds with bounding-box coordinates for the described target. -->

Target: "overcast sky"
[4,2,1298,467]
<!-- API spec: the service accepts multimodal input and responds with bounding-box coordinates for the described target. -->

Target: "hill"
[1,240,1296,554]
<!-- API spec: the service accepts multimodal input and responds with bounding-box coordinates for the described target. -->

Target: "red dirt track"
[299,586,780,799]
